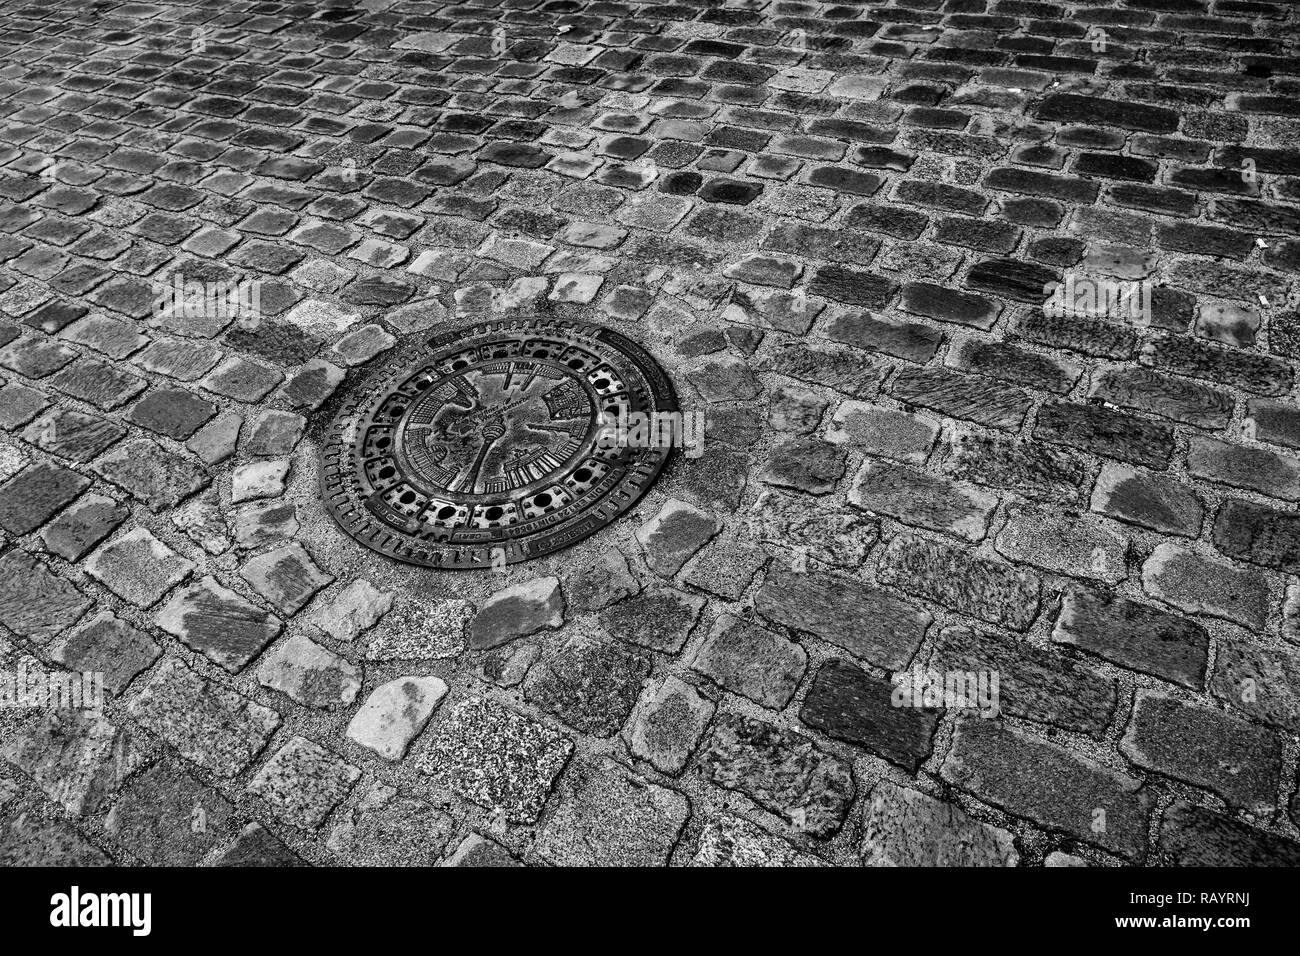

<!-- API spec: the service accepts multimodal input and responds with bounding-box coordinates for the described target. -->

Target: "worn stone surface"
[943,720,1152,860]
[47,612,160,697]
[249,736,361,831]
[468,577,564,651]
[1053,587,1209,689]
[0,548,91,642]
[623,675,715,775]
[861,782,1018,867]
[3,711,148,816]
[800,659,940,771]
[128,659,281,779]
[691,813,824,867]
[105,763,236,866]
[535,757,690,867]
[600,586,705,654]
[1141,543,1269,631]
[636,498,720,577]
[692,614,806,710]
[756,566,928,670]
[932,627,1117,737]
[306,580,393,642]
[564,549,640,612]
[750,489,879,568]
[240,542,334,616]
[698,713,855,839]
[155,576,282,673]
[416,697,573,824]
[256,633,362,710]
[85,527,194,608]
[1,0,1293,868]
[525,636,650,737]
[1121,691,1280,811]
[327,782,454,867]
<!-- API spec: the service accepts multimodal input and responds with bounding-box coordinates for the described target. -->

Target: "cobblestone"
[2,0,1296,870]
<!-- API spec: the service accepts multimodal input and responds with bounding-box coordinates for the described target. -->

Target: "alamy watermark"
[891,666,1000,718]
[1042,274,1152,325]
[1,663,104,715]
[595,407,705,459]
[152,273,262,329]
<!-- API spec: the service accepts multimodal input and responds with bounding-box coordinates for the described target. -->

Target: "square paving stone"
[94,438,210,512]
[155,575,282,672]
[0,382,50,428]
[0,461,89,534]
[327,782,455,866]
[242,409,306,456]
[599,586,706,653]
[23,408,125,462]
[415,696,573,824]
[127,658,282,779]
[199,356,283,402]
[126,387,218,439]
[691,614,807,710]
[2,710,149,816]
[0,548,92,642]
[86,527,195,608]
[239,542,335,616]
[534,757,690,866]
[248,735,361,830]
[524,636,651,737]
[48,358,146,410]
[256,632,362,710]
[697,712,855,839]
[622,675,716,775]
[47,611,161,696]
[104,762,236,865]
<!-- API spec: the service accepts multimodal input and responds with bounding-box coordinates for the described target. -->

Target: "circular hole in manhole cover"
[321,318,678,568]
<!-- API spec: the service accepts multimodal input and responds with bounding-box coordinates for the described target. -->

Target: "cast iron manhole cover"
[321,318,678,568]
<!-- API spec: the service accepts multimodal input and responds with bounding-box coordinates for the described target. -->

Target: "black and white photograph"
[0,0,1294,934]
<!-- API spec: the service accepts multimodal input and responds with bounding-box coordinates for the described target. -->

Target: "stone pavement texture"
[1,0,1299,868]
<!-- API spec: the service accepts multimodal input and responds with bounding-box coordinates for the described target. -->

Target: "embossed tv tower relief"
[321,318,678,568]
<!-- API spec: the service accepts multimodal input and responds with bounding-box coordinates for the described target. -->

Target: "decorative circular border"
[320,317,678,569]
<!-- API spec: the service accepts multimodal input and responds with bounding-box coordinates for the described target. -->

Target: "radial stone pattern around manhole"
[321,318,677,568]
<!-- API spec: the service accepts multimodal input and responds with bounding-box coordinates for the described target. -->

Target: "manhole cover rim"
[320,316,678,569]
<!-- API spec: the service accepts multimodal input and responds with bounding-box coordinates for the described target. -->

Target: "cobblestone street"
[2,0,1300,867]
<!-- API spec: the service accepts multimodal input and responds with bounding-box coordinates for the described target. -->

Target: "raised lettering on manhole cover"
[321,319,677,568]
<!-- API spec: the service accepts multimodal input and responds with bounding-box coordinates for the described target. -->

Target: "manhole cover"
[321,318,678,568]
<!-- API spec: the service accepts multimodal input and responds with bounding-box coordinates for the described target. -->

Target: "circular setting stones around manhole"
[321,318,678,568]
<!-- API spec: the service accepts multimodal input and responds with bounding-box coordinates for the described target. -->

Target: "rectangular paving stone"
[889,366,1032,432]
[755,565,929,670]
[1121,690,1280,811]
[0,461,89,534]
[800,659,940,772]
[877,534,1041,631]
[1053,587,1209,689]
[698,712,855,839]
[127,658,282,779]
[942,720,1152,860]
[932,627,1117,737]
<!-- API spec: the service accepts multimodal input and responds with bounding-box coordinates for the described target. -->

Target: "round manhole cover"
[321,318,678,568]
